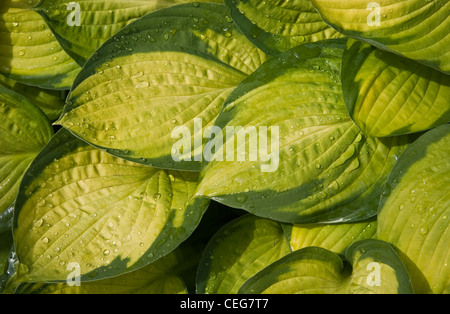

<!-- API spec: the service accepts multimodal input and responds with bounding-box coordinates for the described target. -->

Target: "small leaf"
[13,129,209,283]
[195,40,411,224]
[196,214,290,294]
[0,0,81,89]
[239,239,413,294]
[342,39,450,137]
[311,0,450,74]
[57,3,268,171]
[224,0,344,55]
[0,85,53,217]
[378,124,450,294]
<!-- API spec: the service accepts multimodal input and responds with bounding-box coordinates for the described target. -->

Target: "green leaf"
[195,40,411,224]
[239,239,413,294]
[311,0,450,74]
[14,247,191,294]
[0,73,66,121]
[0,84,53,217]
[13,128,209,283]
[57,3,268,171]
[0,0,81,89]
[342,39,450,137]
[196,214,290,294]
[35,0,223,66]
[289,218,377,254]
[378,124,450,294]
[224,0,344,55]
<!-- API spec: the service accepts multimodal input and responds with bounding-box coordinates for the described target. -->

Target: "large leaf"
[224,0,344,55]
[378,124,450,294]
[0,85,53,218]
[239,239,413,294]
[195,40,411,224]
[196,214,290,294]
[311,0,450,74]
[56,3,268,171]
[12,129,209,283]
[342,39,450,137]
[35,0,223,66]
[14,247,192,294]
[0,0,81,89]
[0,73,66,121]
[288,218,377,254]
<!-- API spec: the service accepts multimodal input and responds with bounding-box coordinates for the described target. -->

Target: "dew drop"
[18,50,26,56]
[348,158,360,172]
[329,181,340,191]
[223,101,235,112]
[235,195,248,203]
[292,35,305,44]
[224,15,233,23]
[419,226,428,236]
[103,249,110,256]
[135,81,149,88]
[354,133,363,143]
[41,237,49,244]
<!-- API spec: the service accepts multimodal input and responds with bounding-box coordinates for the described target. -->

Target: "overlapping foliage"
[0,0,448,294]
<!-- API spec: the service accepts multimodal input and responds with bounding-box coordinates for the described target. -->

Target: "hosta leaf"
[311,0,450,74]
[35,0,223,66]
[0,73,66,121]
[342,39,450,137]
[0,85,53,217]
[13,129,209,283]
[224,0,344,55]
[196,214,290,294]
[57,3,268,171]
[378,124,450,294]
[239,239,413,294]
[288,218,377,254]
[0,0,81,89]
[195,40,411,224]
[14,247,191,294]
